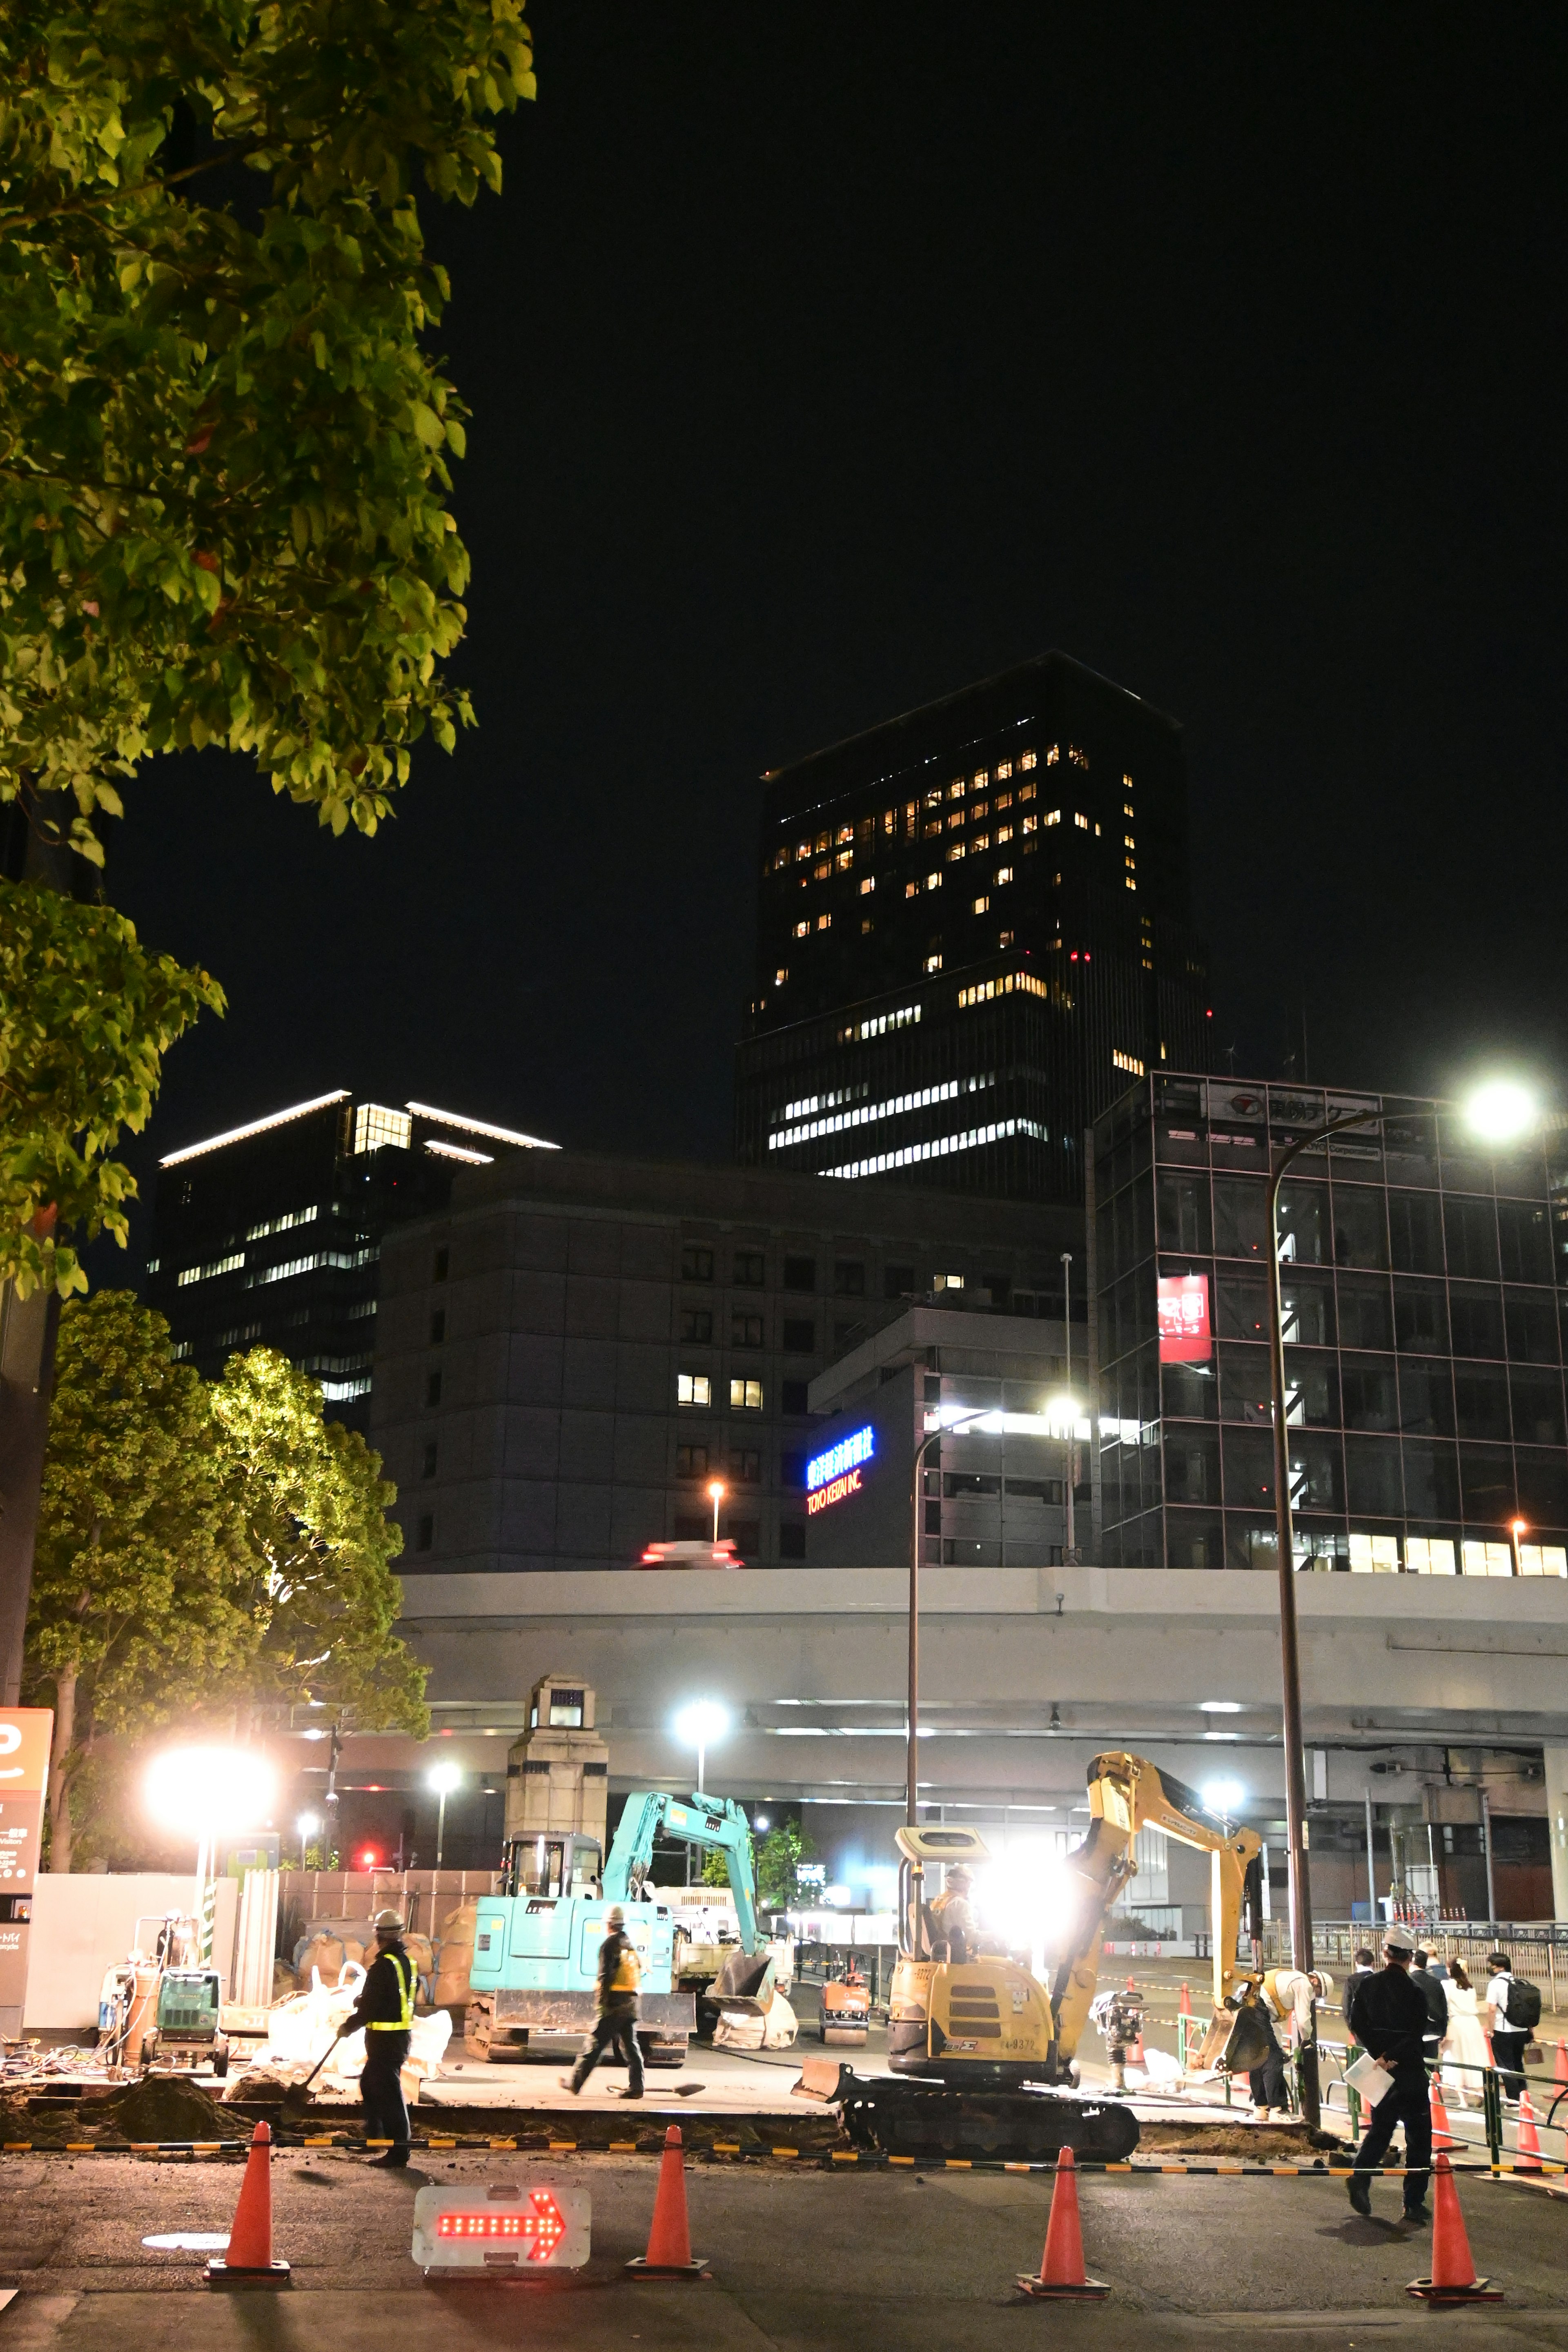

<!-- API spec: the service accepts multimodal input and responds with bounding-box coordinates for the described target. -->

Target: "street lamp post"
[1060,1254,1076,1562]
[674,1698,730,1797]
[707,1479,726,1544]
[1264,1079,1539,2126]
[428,1761,462,1871]
[907,1407,995,1829]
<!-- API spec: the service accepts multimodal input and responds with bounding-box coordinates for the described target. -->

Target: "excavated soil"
[100,2075,248,2142]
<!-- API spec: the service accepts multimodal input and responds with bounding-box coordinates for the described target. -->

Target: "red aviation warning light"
[412,2183,590,2272]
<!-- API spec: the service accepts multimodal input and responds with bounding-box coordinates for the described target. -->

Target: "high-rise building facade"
[1094,1072,1568,1574]
[735,653,1211,1205]
[147,1091,555,1424]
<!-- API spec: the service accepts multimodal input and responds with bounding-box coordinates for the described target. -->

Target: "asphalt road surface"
[1,2145,1566,2351]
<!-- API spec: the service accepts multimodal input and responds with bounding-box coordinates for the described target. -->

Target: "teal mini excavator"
[464,1791,773,2068]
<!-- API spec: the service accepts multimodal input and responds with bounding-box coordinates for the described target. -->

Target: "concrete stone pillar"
[1545,1746,1568,1924]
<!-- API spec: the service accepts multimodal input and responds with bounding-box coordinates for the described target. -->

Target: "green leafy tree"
[209,1344,428,1736]
[27,1300,424,1864]
[755,1818,819,1911]
[0,0,532,1283]
[0,880,223,1296]
[25,1290,255,1869]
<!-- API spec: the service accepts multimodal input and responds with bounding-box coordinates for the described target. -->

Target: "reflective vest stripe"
[366,1949,415,2029]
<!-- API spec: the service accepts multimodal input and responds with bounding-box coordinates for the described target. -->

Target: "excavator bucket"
[1192,2002,1273,2076]
[713,1947,777,2014]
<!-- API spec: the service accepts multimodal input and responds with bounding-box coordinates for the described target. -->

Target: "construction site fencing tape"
[0,2137,1562,2178]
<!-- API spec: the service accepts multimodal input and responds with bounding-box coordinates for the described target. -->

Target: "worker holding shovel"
[338,1909,417,2168]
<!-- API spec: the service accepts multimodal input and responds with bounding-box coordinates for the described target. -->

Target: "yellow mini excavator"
[802,1751,1269,2162]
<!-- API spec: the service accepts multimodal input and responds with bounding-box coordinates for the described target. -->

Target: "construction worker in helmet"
[929,1864,978,1964]
[562,1904,644,2100]
[1249,1966,1334,2122]
[339,1908,417,2166]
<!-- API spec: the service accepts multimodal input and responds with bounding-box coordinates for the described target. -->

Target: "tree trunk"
[46,1664,76,1873]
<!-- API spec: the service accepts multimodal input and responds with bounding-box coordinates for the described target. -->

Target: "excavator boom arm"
[603,1791,761,1951]
[1049,1752,1263,2063]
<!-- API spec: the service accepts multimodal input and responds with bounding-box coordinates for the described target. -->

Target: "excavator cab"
[893,1822,990,1958]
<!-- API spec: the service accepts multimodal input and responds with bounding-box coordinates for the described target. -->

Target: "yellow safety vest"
[366,1948,415,2029]
[609,1940,641,1996]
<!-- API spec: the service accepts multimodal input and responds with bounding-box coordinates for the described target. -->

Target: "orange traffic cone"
[207,2120,290,2288]
[1429,2075,1458,2152]
[1555,2038,1568,2090]
[1407,2154,1503,2303]
[1016,2147,1111,2300]
[1515,2090,1543,2174]
[625,2125,709,2279]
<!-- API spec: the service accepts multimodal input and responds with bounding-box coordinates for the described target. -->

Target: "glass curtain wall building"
[1094,1074,1568,1574]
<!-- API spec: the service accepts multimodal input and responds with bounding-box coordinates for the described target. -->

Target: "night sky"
[101,7,1568,1261]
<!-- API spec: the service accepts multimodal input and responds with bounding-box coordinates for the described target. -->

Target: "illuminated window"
[836,848,853,870]
[861,917,873,933]
[1125,856,1136,871]
[1123,771,1134,791]
[958,971,1049,1007]
[884,808,897,833]
[998,929,1013,947]
[354,1102,412,1155]
[817,1113,1048,1180]
[997,824,1013,844]
[971,801,988,822]
[1018,780,1036,801]
[730,1377,764,1410]
[1021,815,1037,835]
[1125,834,1135,848]
[1094,822,1102,836]
[1123,802,1134,817]
[945,842,965,862]
[1069,746,1088,769]
[814,859,830,880]
[926,871,941,890]
[1405,1536,1457,1575]
[924,953,943,972]
[995,789,1012,810]
[836,824,853,844]
[1126,878,1137,891]
[1022,749,1040,770]
[904,880,917,898]
[972,895,989,915]
[1074,812,1088,830]
[774,968,787,985]
[996,760,1013,781]
[859,874,875,894]
[1111,1049,1145,1076]
[972,770,987,788]
[946,810,963,830]
[768,1072,993,1151]
[1462,1540,1515,1577]
[996,866,1013,885]
[923,819,942,837]
[246,1204,319,1242]
[1519,1545,1568,1576]
[971,831,989,852]
[795,842,811,862]
[176,1252,245,1288]
[769,847,788,873]
[817,912,831,930]
[815,830,831,853]
[835,1002,921,1042]
[924,788,942,808]
[794,920,808,937]
[677,1374,711,1408]
[948,778,965,799]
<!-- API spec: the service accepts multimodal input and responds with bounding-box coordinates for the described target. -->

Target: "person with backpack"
[1486,1951,1539,2098]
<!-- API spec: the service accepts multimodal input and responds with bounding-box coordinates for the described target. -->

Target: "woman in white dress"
[1441,1960,1491,2106]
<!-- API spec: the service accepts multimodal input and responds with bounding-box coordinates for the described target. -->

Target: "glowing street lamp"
[706,1478,727,1544]
[428,1760,462,1871]
[1465,1079,1536,1145]
[146,1746,277,1962]
[1510,1517,1529,1578]
[673,1699,730,1795]
[296,1809,322,1864]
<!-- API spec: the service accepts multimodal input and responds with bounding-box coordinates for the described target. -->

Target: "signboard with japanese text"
[1157,1274,1212,1363]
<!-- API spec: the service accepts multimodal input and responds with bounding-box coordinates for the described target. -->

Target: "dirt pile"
[105,2074,247,2142]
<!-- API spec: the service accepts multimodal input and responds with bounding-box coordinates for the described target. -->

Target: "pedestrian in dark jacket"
[563,1906,644,2099]
[340,1908,417,2167]
[1345,1930,1432,2223]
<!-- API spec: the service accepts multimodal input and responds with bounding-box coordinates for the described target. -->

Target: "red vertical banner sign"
[0,1710,52,2030]
[1157,1274,1212,1363]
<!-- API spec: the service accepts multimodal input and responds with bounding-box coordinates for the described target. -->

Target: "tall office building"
[735,653,1212,1205]
[147,1091,555,1425]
